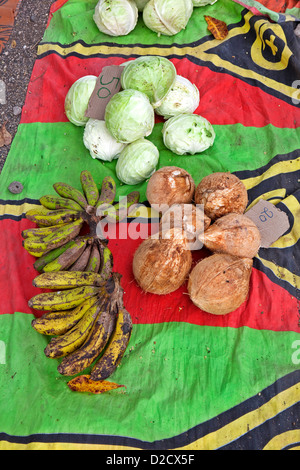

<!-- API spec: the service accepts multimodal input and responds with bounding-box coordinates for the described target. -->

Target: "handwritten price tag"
[85,65,123,120]
[246,199,290,248]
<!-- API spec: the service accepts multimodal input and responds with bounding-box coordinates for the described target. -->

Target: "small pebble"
[8,181,23,194]
[13,106,22,116]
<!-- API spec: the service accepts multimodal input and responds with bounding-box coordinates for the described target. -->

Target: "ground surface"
[0,0,55,173]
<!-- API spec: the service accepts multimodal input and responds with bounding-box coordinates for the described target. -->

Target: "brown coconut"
[194,172,248,220]
[160,203,211,250]
[198,213,261,258]
[188,253,253,315]
[146,166,195,214]
[132,227,192,295]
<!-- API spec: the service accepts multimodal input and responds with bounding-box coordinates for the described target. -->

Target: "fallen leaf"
[11,39,17,48]
[0,122,12,147]
[67,375,126,394]
[204,16,229,40]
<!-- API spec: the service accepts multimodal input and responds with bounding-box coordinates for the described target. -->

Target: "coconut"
[198,213,261,258]
[188,253,253,315]
[132,227,192,295]
[146,166,195,214]
[194,172,248,220]
[160,203,211,250]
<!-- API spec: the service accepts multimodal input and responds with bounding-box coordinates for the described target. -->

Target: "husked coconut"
[194,172,248,220]
[146,166,195,213]
[198,213,261,258]
[133,227,192,295]
[188,253,253,315]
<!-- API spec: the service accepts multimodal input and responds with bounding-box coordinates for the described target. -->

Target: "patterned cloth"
[0,0,21,53]
[0,0,299,450]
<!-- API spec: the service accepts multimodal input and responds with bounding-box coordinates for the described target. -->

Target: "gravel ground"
[0,0,55,174]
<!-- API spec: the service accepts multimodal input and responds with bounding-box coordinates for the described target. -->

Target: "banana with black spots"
[40,194,83,212]
[34,238,81,272]
[96,175,116,209]
[53,182,88,210]
[69,243,92,271]
[26,208,82,227]
[80,170,99,207]
[42,238,88,272]
[90,307,132,381]
[28,285,100,311]
[85,241,101,273]
[33,270,105,290]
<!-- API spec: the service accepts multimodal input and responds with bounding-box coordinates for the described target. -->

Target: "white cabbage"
[143,0,194,36]
[116,138,159,185]
[64,75,97,127]
[83,119,127,162]
[93,0,138,37]
[155,75,200,119]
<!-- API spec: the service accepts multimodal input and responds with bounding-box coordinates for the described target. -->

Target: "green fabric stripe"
[1,122,300,204]
[0,312,298,441]
[43,0,244,47]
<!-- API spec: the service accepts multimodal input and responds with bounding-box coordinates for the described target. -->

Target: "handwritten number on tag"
[97,76,120,100]
[259,207,274,223]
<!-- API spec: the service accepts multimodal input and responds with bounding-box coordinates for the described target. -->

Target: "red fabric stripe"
[21,55,300,128]
[2,219,298,333]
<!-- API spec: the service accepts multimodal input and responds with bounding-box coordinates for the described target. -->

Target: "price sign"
[246,199,290,248]
[85,65,123,120]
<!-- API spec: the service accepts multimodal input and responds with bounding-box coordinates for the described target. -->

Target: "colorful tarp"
[0,0,300,450]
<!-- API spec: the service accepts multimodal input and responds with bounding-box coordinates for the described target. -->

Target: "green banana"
[28,285,100,311]
[42,238,87,272]
[31,295,99,336]
[22,222,71,240]
[57,298,117,376]
[80,170,99,207]
[34,239,81,272]
[90,307,132,381]
[69,243,92,271]
[40,194,83,212]
[85,242,101,273]
[53,182,88,210]
[96,176,116,208]
[99,191,140,223]
[26,208,81,227]
[44,299,101,358]
[33,270,105,290]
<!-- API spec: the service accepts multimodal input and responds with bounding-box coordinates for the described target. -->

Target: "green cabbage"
[192,0,218,6]
[83,119,127,162]
[93,0,138,37]
[116,138,159,185]
[105,89,155,143]
[162,113,215,155]
[121,56,177,108]
[155,75,200,119]
[64,75,97,127]
[143,0,194,36]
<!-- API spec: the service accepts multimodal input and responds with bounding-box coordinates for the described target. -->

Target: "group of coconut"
[132,166,261,316]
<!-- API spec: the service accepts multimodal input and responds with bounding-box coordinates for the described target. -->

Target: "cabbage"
[64,75,97,126]
[105,89,155,143]
[121,56,177,108]
[162,113,215,155]
[155,75,200,119]
[83,119,127,162]
[134,0,150,11]
[93,0,138,37]
[192,0,218,6]
[143,0,194,36]
[116,138,159,185]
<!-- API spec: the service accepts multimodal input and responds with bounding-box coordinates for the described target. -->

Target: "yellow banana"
[31,295,99,336]
[90,307,132,381]
[33,270,105,290]
[80,170,99,207]
[28,285,100,311]
[53,182,88,210]
[22,223,71,239]
[40,194,83,212]
[44,299,102,358]
[57,300,117,376]
[26,208,82,227]
[98,244,113,281]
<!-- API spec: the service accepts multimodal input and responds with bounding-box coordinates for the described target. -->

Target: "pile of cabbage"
[93,0,218,38]
[64,56,215,186]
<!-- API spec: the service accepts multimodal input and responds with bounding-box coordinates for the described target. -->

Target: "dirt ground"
[0,0,55,173]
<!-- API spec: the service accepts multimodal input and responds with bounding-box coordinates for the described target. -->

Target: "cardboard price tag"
[245,199,290,248]
[85,65,123,120]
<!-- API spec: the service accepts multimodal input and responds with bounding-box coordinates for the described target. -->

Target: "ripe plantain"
[98,244,113,282]
[80,170,99,207]
[96,175,116,208]
[42,238,88,272]
[44,299,102,358]
[85,241,101,273]
[34,238,82,273]
[31,295,100,336]
[32,270,105,290]
[28,285,100,311]
[90,307,132,381]
[22,222,71,240]
[40,194,83,212]
[53,182,88,210]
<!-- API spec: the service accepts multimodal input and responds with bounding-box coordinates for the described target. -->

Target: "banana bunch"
[30,272,132,379]
[22,171,140,273]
